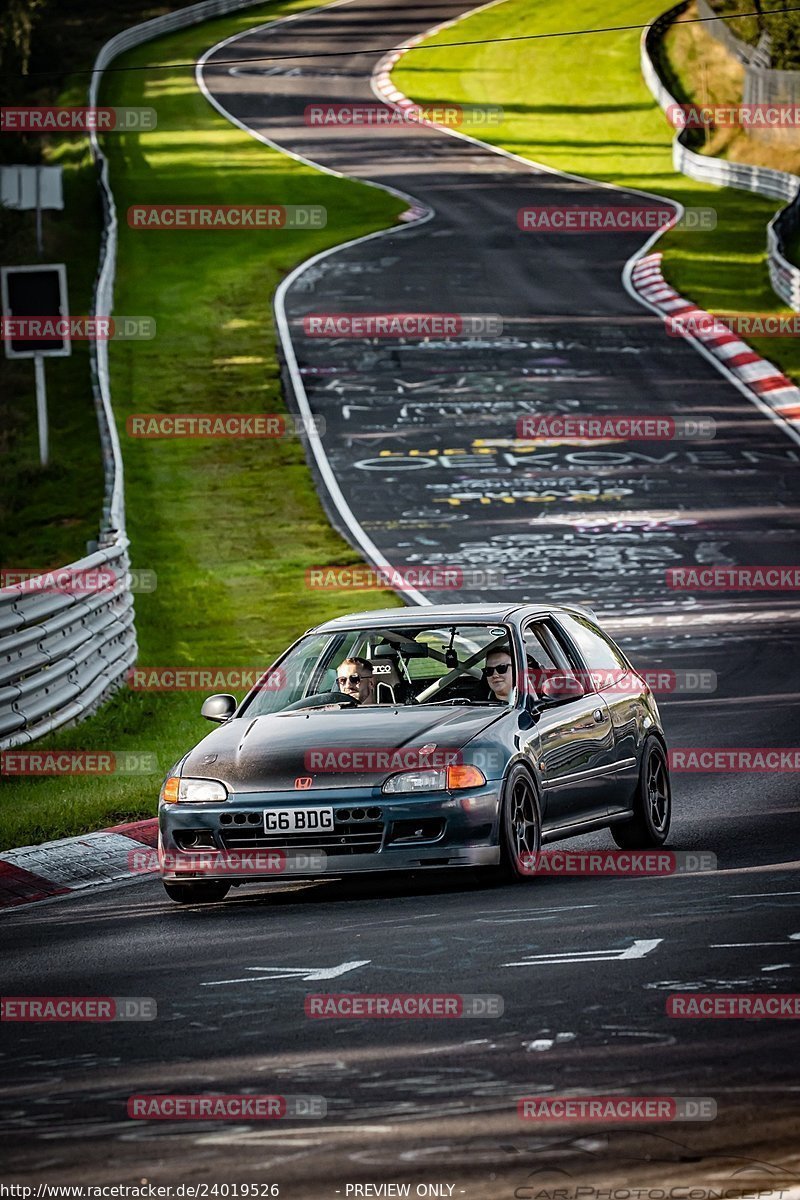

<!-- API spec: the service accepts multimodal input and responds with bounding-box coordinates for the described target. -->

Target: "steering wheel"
[279,690,359,712]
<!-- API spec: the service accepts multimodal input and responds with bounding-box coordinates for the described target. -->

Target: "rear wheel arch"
[612,734,671,849]
[642,724,668,753]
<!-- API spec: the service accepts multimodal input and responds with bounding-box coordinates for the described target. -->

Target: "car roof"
[312,602,599,632]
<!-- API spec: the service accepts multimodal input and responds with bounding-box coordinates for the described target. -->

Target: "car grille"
[218,807,385,855]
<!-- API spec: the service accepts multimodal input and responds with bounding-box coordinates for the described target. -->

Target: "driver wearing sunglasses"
[483,647,514,703]
[336,656,375,706]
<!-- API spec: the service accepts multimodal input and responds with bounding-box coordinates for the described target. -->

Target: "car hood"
[181,705,506,792]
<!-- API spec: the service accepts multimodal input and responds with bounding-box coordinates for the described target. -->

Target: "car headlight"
[383,768,445,794]
[382,765,486,794]
[160,776,228,804]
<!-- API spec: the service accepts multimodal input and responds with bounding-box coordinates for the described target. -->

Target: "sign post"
[33,354,48,465]
[35,167,43,257]
[1,263,70,467]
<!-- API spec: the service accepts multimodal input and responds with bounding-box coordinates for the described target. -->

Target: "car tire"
[611,738,671,849]
[498,763,542,882]
[162,881,231,904]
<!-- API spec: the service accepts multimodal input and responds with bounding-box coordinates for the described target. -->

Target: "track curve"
[2,4,798,1192]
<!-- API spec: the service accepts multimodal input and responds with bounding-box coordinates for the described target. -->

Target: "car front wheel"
[611,738,671,849]
[499,764,542,882]
[162,881,231,905]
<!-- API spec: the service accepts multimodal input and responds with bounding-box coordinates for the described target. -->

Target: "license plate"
[264,806,334,834]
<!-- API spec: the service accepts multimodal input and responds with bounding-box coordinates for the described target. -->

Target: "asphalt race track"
[4,864,800,1192]
[3,0,799,1194]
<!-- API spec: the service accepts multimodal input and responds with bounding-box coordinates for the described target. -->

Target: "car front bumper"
[158,783,502,881]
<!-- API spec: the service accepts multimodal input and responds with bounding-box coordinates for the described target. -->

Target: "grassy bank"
[0,0,404,850]
[663,3,800,177]
[392,0,799,383]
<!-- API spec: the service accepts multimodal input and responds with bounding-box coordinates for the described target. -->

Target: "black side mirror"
[201,693,237,723]
[518,701,540,730]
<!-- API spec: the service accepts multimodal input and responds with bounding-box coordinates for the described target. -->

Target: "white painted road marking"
[712,942,788,947]
[201,960,371,986]
[711,934,799,947]
[731,891,800,898]
[479,904,600,924]
[503,939,662,967]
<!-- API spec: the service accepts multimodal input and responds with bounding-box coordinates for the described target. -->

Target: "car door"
[516,618,617,829]
[553,612,641,812]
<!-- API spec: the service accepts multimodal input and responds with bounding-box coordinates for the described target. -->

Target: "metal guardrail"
[0,0,268,751]
[0,556,137,746]
[641,2,800,311]
[770,196,800,312]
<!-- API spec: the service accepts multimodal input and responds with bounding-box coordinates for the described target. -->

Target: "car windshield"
[240,623,515,717]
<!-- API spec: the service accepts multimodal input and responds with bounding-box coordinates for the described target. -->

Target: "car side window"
[556,614,630,691]
[520,620,579,700]
[522,623,561,672]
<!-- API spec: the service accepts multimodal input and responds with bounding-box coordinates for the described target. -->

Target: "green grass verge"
[0,0,405,851]
[0,0,225,570]
[393,0,800,383]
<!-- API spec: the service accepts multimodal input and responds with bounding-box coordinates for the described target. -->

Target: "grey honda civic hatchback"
[158,603,671,902]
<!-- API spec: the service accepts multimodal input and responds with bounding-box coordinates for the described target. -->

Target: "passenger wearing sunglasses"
[336,657,375,706]
[483,647,514,703]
